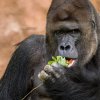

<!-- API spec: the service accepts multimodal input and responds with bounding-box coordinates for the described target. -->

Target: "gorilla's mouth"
[65,57,77,67]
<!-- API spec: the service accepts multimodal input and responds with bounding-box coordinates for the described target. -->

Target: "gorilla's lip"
[65,57,77,67]
[68,60,76,68]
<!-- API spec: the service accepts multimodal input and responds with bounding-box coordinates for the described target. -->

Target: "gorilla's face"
[46,0,98,67]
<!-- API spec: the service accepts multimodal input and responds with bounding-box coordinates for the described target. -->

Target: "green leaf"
[52,56,57,61]
[57,56,61,61]
[48,61,54,65]
[48,56,69,67]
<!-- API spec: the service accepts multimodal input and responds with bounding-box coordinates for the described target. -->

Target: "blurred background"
[0,0,100,78]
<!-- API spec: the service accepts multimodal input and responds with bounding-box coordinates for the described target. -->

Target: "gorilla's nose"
[58,43,78,58]
[60,44,71,51]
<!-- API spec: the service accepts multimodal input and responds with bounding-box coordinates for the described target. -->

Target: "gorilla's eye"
[54,29,81,37]
[91,20,96,29]
[70,29,81,36]
[54,30,66,36]
[69,29,80,34]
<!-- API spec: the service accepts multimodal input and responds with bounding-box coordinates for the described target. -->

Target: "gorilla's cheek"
[78,33,98,66]
[86,33,98,60]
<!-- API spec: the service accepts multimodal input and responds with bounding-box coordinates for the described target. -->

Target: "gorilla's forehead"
[48,0,93,23]
[50,0,66,10]
[47,0,96,38]
[50,0,90,10]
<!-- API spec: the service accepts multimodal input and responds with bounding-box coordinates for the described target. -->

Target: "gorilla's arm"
[0,35,46,100]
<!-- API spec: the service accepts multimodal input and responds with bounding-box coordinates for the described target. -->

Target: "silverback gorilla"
[0,0,100,100]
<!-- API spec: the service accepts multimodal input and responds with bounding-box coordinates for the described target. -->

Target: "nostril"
[60,46,64,50]
[65,45,71,50]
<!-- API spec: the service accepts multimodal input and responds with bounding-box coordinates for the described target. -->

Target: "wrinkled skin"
[0,0,100,100]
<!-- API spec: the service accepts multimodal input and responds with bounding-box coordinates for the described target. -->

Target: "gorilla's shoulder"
[22,34,46,45]
[18,34,46,48]
[15,34,46,57]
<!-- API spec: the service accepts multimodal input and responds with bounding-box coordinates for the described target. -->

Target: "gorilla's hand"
[38,64,98,100]
[38,63,68,95]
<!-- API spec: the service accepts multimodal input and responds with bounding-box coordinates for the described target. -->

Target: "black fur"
[0,0,100,100]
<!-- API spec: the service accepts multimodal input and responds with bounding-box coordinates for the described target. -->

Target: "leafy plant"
[48,56,69,67]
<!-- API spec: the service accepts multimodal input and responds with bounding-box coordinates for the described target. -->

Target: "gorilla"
[0,0,100,100]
